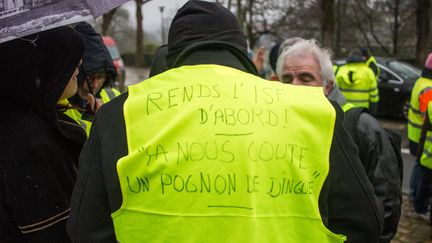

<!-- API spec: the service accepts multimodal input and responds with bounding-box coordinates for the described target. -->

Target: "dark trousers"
[414,164,432,213]
[409,141,419,198]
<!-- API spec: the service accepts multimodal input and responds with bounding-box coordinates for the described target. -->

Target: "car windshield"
[107,45,121,59]
[387,60,421,80]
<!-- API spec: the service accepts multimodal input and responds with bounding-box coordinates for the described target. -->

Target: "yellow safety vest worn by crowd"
[112,64,345,243]
[366,56,380,79]
[420,102,432,169]
[408,77,432,143]
[336,62,379,109]
[341,102,356,112]
[99,87,121,104]
[58,99,92,137]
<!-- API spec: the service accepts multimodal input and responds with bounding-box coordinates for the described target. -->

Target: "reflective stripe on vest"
[341,102,355,112]
[100,87,121,104]
[60,99,92,137]
[335,63,379,109]
[408,77,432,142]
[112,64,345,243]
[421,102,432,169]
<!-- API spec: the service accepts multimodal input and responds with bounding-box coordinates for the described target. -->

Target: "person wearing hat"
[68,1,382,242]
[65,22,120,136]
[335,48,379,114]
[408,53,432,210]
[0,27,86,242]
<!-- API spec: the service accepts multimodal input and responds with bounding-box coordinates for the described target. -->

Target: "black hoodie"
[74,22,117,91]
[0,27,86,242]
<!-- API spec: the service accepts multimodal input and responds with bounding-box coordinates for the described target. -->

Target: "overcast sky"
[122,0,197,33]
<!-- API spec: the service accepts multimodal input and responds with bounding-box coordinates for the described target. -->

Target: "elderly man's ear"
[324,80,334,96]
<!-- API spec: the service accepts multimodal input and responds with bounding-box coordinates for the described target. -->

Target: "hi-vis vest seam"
[113,64,344,242]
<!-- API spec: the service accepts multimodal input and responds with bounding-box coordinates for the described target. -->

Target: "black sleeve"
[67,94,128,243]
[356,113,402,243]
[369,102,378,116]
[67,119,116,243]
[320,102,383,243]
[1,142,75,243]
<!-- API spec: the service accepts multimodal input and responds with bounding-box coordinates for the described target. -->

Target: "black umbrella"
[0,0,130,43]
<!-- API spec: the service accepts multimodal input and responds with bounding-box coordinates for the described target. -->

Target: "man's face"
[280,52,332,95]
[84,72,106,95]
[280,53,323,87]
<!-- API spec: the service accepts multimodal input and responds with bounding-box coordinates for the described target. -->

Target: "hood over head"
[166,0,256,74]
[0,26,84,126]
[268,42,281,73]
[337,69,361,86]
[74,22,117,87]
[149,44,168,77]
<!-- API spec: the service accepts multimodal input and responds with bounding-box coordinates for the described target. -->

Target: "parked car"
[334,57,421,119]
[102,36,126,90]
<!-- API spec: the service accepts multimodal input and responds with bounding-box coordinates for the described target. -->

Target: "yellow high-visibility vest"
[408,77,432,143]
[59,99,91,137]
[420,102,432,169]
[336,63,379,109]
[341,102,356,112]
[112,64,345,243]
[366,56,380,79]
[99,87,121,104]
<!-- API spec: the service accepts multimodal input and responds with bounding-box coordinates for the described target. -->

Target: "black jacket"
[68,48,383,243]
[329,86,402,243]
[0,27,86,242]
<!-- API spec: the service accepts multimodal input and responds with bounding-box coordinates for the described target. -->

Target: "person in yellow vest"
[66,22,120,133]
[408,53,432,208]
[336,49,379,114]
[276,39,402,243]
[361,48,380,79]
[67,2,382,242]
[413,101,432,222]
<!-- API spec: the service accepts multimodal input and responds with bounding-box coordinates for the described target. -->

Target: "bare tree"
[385,0,416,56]
[102,8,118,36]
[416,0,430,65]
[135,0,152,67]
[318,0,335,48]
[334,0,347,56]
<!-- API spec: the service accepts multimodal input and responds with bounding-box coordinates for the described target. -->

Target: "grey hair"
[278,37,305,55]
[275,39,334,87]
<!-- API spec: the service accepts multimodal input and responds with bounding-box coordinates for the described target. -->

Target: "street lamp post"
[159,6,165,44]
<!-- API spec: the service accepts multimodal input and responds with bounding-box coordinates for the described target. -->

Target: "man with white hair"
[276,39,402,243]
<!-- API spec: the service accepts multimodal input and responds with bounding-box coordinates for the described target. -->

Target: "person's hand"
[86,94,103,114]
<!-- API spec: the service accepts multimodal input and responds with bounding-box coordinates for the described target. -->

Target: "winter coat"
[0,27,86,242]
[328,86,402,243]
[68,2,382,242]
[68,49,383,243]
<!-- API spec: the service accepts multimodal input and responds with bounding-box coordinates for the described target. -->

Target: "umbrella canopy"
[0,0,130,43]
